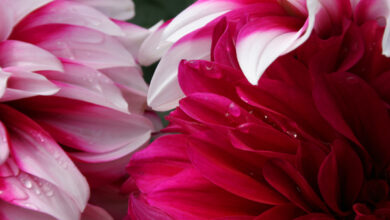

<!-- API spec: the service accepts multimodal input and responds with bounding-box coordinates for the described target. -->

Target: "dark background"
[131,0,194,28]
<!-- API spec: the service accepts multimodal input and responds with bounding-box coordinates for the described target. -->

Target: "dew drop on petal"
[227,103,241,117]
[286,130,298,139]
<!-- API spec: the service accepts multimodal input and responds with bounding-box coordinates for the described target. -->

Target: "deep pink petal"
[188,138,287,205]
[255,204,304,220]
[129,193,173,220]
[180,93,257,128]
[145,168,267,219]
[263,159,328,213]
[318,139,364,214]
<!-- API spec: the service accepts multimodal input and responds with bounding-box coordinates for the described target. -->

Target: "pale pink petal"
[6,0,52,24]
[236,0,320,84]
[16,0,124,36]
[0,68,59,102]
[18,98,153,154]
[0,199,54,220]
[147,27,213,111]
[41,61,129,113]
[139,0,250,65]
[71,131,150,163]
[0,69,10,99]
[0,121,9,165]
[75,153,133,183]
[0,171,83,220]
[0,40,63,72]
[81,204,113,220]
[14,24,135,69]
[0,105,89,213]
[0,2,13,41]
[69,0,135,20]
[100,66,148,114]
[114,20,150,61]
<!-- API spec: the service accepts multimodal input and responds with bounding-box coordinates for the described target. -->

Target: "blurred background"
[132,0,194,28]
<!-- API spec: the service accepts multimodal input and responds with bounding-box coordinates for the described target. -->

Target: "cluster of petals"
[128,0,390,219]
[0,0,156,219]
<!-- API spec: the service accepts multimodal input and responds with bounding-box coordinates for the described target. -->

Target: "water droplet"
[204,64,223,79]
[45,190,54,197]
[296,186,301,193]
[286,130,298,139]
[227,103,241,117]
[34,188,41,195]
[23,180,32,189]
[204,63,213,71]
[23,203,38,210]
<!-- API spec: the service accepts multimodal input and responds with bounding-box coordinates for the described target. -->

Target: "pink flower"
[0,0,155,219]
[127,0,390,219]
[143,0,390,111]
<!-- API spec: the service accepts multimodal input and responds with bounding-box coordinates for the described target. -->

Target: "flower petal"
[14,24,135,69]
[6,0,52,24]
[70,0,135,20]
[81,204,113,220]
[139,0,249,65]
[236,0,320,84]
[354,0,390,56]
[147,27,213,111]
[318,139,364,214]
[0,105,89,218]
[0,68,59,102]
[41,61,129,113]
[0,121,9,165]
[188,138,287,205]
[0,198,54,220]
[16,0,124,36]
[255,204,304,220]
[0,40,63,72]
[16,97,152,154]
[0,2,13,41]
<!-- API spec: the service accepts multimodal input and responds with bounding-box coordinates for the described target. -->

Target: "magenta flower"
[127,0,390,219]
[142,0,390,111]
[0,0,154,219]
